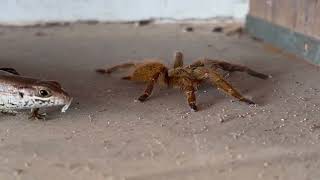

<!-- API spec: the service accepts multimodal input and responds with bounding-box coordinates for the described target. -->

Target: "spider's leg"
[207,69,255,104]
[137,71,162,102]
[138,67,169,102]
[182,86,198,112]
[188,60,205,68]
[121,76,132,80]
[205,60,269,79]
[96,62,136,74]
[173,51,184,68]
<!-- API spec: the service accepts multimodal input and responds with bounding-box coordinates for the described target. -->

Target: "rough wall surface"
[249,0,320,39]
[0,0,248,25]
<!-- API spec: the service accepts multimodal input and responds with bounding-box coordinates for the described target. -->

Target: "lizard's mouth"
[61,97,73,113]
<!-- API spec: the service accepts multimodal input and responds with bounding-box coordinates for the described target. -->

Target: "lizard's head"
[18,80,73,112]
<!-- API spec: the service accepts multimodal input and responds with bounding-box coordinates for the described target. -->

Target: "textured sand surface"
[0,23,319,180]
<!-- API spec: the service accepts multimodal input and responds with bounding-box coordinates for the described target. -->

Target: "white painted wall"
[0,0,248,25]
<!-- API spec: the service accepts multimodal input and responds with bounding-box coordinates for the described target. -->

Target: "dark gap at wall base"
[246,15,320,65]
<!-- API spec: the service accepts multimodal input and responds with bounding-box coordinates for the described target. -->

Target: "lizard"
[0,67,72,120]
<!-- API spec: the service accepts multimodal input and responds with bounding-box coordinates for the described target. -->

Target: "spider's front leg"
[137,72,161,102]
[183,86,198,112]
[207,69,255,105]
[96,62,135,74]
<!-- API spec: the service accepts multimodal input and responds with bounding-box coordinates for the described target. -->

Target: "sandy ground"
[0,23,320,180]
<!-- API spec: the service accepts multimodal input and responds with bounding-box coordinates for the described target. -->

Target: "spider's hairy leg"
[138,77,157,102]
[207,69,255,105]
[188,60,205,68]
[173,51,184,68]
[121,76,132,80]
[96,62,136,74]
[183,86,198,111]
[137,67,168,102]
[205,60,269,79]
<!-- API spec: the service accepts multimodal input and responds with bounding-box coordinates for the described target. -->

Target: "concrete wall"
[249,0,320,39]
[247,0,320,64]
[0,0,248,25]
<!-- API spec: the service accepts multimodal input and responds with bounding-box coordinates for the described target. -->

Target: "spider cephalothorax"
[96,52,268,111]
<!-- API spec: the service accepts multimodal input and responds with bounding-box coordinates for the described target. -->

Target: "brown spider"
[96,52,268,111]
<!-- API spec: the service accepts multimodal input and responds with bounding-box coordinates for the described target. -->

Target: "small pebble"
[236,154,243,159]
[88,115,93,122]
[24,162,31,168]
[263,162,270,167]
[135,19,153,26]
[181,115,187,119]
[232,134,239,139]
[35,31,47,36]
[13,169,23,176]
[183,26,194,32]
[212,26,223,33]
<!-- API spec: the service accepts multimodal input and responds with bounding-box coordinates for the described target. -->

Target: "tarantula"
[96,52,268,111]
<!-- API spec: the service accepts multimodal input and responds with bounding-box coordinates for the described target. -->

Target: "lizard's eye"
[38,89,51,97]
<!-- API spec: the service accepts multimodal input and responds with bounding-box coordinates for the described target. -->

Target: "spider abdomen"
[131,62,167,82]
